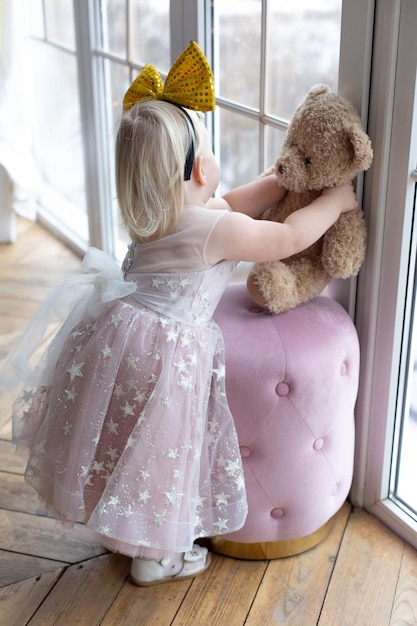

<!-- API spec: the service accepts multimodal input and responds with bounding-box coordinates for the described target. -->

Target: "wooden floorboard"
[319,508,405,625]
[245,504,351,626]
[27,554,131,626]
[1,219,417,625]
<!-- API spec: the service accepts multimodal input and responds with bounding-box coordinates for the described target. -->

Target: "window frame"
[74,0,114,254]
[352,0,417,549]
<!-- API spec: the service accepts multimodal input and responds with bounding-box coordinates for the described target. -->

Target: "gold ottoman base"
[209,514,336,560]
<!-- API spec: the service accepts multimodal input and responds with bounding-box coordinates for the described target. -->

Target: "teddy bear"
[246,84,373,314]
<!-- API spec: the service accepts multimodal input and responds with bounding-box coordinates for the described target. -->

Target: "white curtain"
[0,0,42,241]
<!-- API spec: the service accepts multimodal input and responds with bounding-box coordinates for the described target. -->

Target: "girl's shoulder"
[181,203,230,221]
[127,205,232,274]
[178,204,230,238]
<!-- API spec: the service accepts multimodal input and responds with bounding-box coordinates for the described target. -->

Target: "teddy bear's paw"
[246,272,269,309]
[247,262,301,314]
[287,260,331,304]
[322,254,364,278]
[322,237,366,277]
[321,209,367,278]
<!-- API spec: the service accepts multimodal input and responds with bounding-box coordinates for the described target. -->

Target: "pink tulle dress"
[6,205,248,556]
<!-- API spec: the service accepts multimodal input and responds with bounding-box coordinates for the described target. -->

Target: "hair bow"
[123,41,215,113]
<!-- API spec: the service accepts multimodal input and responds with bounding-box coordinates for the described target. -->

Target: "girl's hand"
[322,183,359,214]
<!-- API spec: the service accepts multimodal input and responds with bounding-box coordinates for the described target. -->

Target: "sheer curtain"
[0,0,41,242]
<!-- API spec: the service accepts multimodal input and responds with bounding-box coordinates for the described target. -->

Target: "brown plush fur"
[247,84,373,314]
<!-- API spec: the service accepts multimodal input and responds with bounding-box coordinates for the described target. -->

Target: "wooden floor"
[1,219,417,625]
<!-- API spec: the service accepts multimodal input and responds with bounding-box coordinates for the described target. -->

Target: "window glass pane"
[97,0,127,58]
[44,0,76,49]
[100,59,131,256]
[266,0,342,121]
[217,109,259,196]
[106,61,130,138]
[392,182,417,516]
[24,0,44,38]
[31,41,87,240]
[129,0,170,71]
[395,377,417,514]
[215,1,262,109]
[212,0,342,190]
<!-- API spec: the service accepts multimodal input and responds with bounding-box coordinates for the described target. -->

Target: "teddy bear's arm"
[321,207,367,278]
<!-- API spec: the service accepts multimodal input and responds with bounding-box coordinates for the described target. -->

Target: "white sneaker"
[130,544,211,587]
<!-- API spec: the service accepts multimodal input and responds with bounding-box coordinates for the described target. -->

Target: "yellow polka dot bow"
[123,41,215,113]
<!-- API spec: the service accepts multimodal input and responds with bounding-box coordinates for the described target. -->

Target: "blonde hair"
[116,100,203,241]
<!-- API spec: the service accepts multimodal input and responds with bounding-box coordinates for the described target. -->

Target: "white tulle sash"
[0,248,137,391]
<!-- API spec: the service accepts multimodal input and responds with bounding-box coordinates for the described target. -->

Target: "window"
[24,0,88,249]
[19,0,417,549]
[213,0,342,195]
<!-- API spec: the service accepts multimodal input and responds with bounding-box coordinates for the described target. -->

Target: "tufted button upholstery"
[275,382,290,396]
[212,284,359,557]
[239,446,251,458]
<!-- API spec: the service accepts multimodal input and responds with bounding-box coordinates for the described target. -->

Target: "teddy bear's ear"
[347,124,373,171]
[308,84,332,98]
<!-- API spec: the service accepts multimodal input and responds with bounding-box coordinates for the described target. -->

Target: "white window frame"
[74,0,114,254]
[352,0,417,549]
[333,0,375,314]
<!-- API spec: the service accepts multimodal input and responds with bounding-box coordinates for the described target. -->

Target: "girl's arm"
[205,183,358,265]
[207,174,287,218]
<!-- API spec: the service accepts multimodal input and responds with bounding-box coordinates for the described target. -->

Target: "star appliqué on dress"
[153,512,167,527]
[110,314,123,327]
[213,363,226,381]
[125,353,139,369]
[177,375,192,391]
[106,446,118,461]
[164,487,183,506]
[64,388,78,402]
[225,459,241,477]
[101,345,113,358]
[214,518,229,531]
[122,402,135,417]
[67,361,85,381]
[138,489,150,503]
[106,420,119,434]
[215,492,229,507]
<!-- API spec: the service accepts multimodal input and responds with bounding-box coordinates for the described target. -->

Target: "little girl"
[2,43,357,586]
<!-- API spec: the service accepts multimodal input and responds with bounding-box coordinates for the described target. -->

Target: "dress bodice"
[122,205,237,324]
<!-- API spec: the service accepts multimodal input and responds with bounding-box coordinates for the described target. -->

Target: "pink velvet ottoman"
[211,283,359,559]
